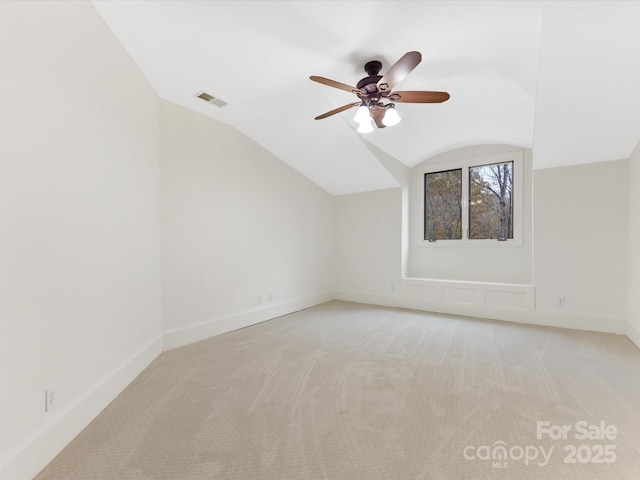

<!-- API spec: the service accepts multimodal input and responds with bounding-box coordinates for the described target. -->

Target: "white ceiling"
[92,1,640,195]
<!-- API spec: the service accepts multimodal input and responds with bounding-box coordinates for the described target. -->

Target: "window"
[469,161,513,240]
[424,169,462,240]
[418,152,523,247]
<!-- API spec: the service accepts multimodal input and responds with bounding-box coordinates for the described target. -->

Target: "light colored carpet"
[36,301,640,479]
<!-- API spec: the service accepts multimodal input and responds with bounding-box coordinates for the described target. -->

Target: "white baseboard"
[162,291,334,350]
[627,321,640,349]
[525,309,626,335]
[0,335,162,480]
[334,289,626,335]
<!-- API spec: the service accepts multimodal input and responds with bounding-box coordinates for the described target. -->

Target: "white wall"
[160,100,333,348]
[359,142,410,276]
[408,145,533,283]
[333,188,404,298]
[0,2,162,479]
[627,140,640,347]
[534,160,628,322]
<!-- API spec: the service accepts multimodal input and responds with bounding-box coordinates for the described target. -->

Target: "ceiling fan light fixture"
[382,105,401,126]
[310,51,450,128]
[353,105,371,123]
[357,119,374,134]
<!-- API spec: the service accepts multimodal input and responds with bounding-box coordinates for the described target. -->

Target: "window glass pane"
[469,161,513,239]
[424,169,462,240]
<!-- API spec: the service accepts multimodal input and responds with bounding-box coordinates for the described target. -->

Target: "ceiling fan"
[310,51,450,133]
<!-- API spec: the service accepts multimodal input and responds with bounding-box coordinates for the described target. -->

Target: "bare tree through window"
[424,169,462,240]
[469,162,513,240]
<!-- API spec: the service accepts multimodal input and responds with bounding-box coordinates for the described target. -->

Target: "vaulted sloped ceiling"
[93,1,640,195]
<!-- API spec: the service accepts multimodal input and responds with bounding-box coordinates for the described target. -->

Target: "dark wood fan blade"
[377,51,422,92]
[314,102,361,120]
[390,91,450,103]
[310,76,364,95]
[372,108,386,128]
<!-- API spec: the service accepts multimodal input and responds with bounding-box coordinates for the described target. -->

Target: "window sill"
[417,238,523,248]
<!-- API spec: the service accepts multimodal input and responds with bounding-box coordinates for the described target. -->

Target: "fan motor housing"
[356,75,382,93]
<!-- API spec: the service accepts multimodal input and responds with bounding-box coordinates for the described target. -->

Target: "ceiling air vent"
[194,91,227,107]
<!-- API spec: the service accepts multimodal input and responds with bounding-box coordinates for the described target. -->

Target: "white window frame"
[417,151,523,248]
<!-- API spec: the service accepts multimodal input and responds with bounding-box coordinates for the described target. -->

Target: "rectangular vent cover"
[195,91,227,107]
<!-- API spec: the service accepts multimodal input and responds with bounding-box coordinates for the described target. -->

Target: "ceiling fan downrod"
[364,60,382,76]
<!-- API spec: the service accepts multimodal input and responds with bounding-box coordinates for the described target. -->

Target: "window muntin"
[417,152,523,247]
[469,161,513,240]
[424,169,462,241]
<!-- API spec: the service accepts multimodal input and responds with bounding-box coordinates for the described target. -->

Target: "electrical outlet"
[268,293,273,303]
[257,296,263,306]
[45,388,56,412]
[558,297,566,307]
